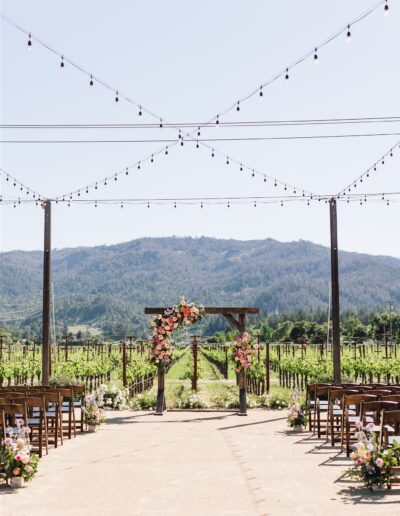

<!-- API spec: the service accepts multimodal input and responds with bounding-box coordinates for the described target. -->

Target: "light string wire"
[336,139,400,196]
[0,0,389,200]
[2,191,399,209]
[0,167,44,199]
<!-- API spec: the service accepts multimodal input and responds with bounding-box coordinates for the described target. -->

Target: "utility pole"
[42,200,52,385]
[329,198,341,384]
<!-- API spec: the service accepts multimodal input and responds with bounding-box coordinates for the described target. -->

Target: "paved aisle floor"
[1,410,400,516]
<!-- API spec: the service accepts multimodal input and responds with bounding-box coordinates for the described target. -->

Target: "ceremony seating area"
[0,385,85,459]
[307,382,400,483]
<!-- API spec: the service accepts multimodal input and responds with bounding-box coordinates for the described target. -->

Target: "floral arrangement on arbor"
[287,390,308,428]
[0,420,39,484]
[149,298,204,365]
[348,422,400,490]
[232,332,259,373]
[83,394,106,427]
[95,384,129,410]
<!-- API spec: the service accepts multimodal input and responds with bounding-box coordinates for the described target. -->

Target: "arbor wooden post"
[191,335,199,391]
[238,313,247,416]
[155,365,166,415]
[42,200,51,386]
[224,346,228,379]
[330,198,341,384]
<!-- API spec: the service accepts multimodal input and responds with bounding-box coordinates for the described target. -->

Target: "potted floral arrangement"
[95,384,128,410]
[83,394,106,432]
[0,419,39,487]
[348,422,400,491]
[287,390,308,431]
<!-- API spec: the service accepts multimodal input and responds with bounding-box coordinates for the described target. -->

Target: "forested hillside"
[1,237,399,337]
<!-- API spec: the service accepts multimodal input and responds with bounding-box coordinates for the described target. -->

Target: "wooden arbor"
[144,306,259,416]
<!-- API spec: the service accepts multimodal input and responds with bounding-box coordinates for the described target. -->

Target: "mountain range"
[1,237,399,337]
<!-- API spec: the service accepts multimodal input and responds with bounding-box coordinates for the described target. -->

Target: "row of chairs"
[307,383,400,456]
[0,385,85,458]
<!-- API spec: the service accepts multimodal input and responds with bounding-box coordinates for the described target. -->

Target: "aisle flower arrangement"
[232,332,259,373]
[149,298,204,365]
[0,420,39,487]
[287,390,308,429]
[348,423,400,490]
[95,384,128,410]
[83,394,106,431]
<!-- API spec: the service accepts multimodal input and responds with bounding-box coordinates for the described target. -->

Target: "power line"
[2,132,400,144]
[2,116,400,129]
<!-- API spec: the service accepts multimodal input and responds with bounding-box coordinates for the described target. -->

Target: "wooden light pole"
[42,200,52,386]
[329,198,341,384]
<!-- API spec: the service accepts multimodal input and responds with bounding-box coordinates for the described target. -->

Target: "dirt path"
[2,410,400,515]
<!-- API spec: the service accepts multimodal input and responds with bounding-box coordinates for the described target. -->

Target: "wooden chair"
[34,391,63,448]
[313,385,342,439]
[326,388,360,446]
[11,396,49,457]
[342,394,379,456]
[0,403,28,430]
[381,394,400,403]
[68,385,86,433]
[379,410,400,448]
[0,409,6,441]
[49,387,75,439]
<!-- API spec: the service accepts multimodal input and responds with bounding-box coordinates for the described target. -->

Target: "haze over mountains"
[1,237,399,336]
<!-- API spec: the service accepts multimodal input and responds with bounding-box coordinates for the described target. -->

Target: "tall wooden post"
[224,346,228,379]
[42,200,51,386]
[330,198,341,384]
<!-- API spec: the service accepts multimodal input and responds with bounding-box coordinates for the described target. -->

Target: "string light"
[285,68,289,81]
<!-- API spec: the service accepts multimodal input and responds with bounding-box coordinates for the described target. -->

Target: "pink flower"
[22,426,31,434]
[376,457,384,468]
[4,437,12,446]
[15,454,22,461]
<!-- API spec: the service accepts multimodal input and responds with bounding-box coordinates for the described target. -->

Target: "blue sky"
[1,0,399,257]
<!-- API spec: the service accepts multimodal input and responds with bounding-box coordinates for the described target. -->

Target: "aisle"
[2,410,400,515]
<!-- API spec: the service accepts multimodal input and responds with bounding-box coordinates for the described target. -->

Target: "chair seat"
[63,401,82,408]
[28,418,41,425]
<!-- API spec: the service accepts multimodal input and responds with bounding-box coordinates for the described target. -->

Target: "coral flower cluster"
[232,332,259,372]
[149,299,204,364]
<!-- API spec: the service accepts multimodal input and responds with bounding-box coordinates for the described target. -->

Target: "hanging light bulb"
[114,175,118,181]
[197,127,201,137]
[147,202,150,208]
[115,91,119,102]
[346,24,351,41]
[196,140,199,149]
[254,201,257,208]
[240,164,243,171]
[211,149,215,157]
[274,180,277,187]
[226,157,230,165]
[216,115,220,125]
[151,155,154,163]
[259,86,263,97]
[60,55,65,68]
[200,202,203,208]
[252,170,255,177]
[125,168,129,175]
[285,68,289,81]
[159,119,163,128]
[384,1,389,15]
[120,202,123,208]
[165,147,168,155]
[27,33,32,49]
[313,48,319,63]
[89,75,94,86]
[174,202,177,208]
[227,201,230,208]
[137,162,141,170]
[236,101,240,111]
[138,106,142,116]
